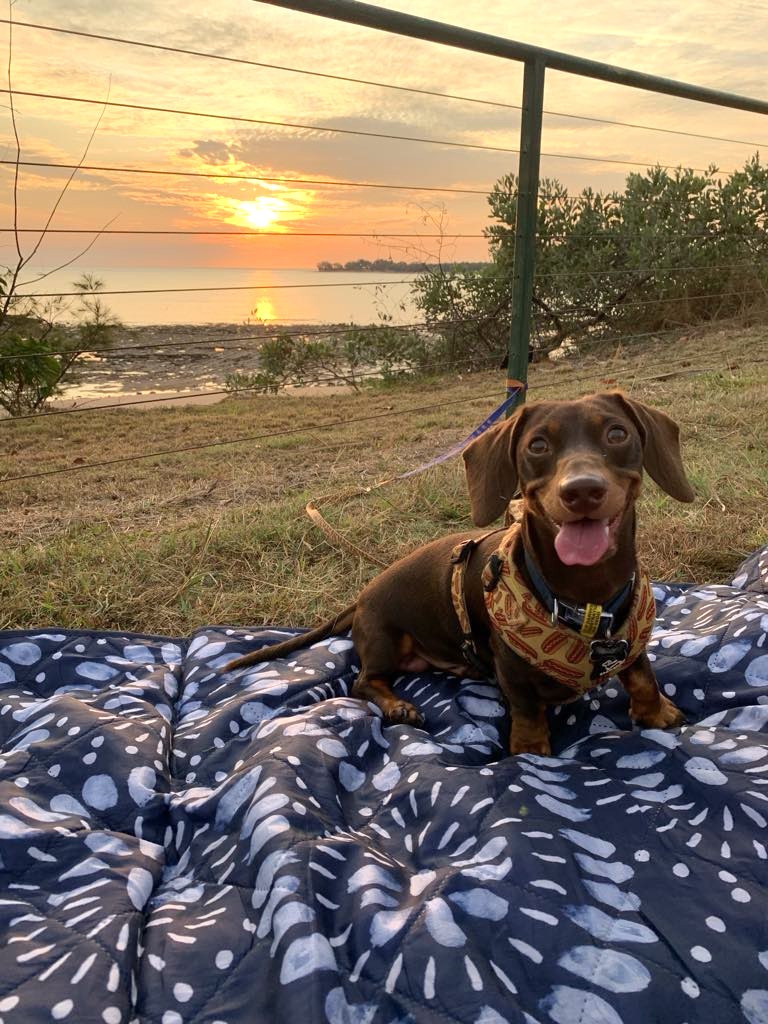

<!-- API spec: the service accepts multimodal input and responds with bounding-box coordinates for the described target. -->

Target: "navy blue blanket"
[1,546,767,1024]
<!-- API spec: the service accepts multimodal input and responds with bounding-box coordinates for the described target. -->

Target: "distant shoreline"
[317,259,490,273]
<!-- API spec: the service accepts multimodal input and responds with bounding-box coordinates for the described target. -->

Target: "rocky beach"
[55,320,354,407]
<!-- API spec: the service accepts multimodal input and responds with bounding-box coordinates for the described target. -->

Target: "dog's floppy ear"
[607,392,695,503]
[463,405,529,526]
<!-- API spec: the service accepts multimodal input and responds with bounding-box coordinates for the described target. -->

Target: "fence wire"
[5,18,766,149]
[0,316,492,363]
[0,350,505,422]
[0,88,724,175]
[0,283,758,370]
[3,353,763,487]
[0,332,753,423]
[1,5,766,504]
[0,390,502,483]
[4,229,485,238]
[16,279,418,299]
[0,159,493,196]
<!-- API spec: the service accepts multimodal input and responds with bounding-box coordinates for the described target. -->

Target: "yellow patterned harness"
[451,524,656,694]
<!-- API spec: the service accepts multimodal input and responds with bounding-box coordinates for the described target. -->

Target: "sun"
[207,183,315,233]
[235,197,290,230]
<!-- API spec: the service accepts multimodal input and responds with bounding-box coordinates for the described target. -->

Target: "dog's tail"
[225,604,357,672]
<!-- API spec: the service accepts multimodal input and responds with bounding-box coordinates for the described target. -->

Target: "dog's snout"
[559,474,608,514]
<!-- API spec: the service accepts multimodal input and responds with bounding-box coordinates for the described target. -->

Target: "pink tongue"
[555,519,611,566]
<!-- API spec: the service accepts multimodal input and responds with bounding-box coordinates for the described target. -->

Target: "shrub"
[0,273,120,416]
[413,156,768,362]
[224,324,437,395]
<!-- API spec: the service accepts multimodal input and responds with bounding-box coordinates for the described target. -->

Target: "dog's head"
[463,391,694,566]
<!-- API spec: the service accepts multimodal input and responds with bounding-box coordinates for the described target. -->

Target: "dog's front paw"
[510,719,552,757]
[511,737,552,756]
[632,694,686,730]
[383,699,425,727]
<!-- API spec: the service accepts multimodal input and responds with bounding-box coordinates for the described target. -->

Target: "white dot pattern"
[0,546,765,1022]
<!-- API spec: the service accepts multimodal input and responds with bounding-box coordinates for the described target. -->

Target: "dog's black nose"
[559,474,608,514]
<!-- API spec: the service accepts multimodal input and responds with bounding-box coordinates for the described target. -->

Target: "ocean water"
[17,266,421,327]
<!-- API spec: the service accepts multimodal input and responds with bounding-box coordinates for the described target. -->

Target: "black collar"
[522,547,635,640]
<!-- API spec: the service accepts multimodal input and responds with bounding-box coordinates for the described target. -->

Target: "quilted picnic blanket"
[1,548,767,1024]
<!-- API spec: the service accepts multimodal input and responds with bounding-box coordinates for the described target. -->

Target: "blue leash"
[306,386,525,566]
[397,386,523,480]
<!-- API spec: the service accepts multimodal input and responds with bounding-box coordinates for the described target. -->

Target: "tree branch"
[18,79,113,271]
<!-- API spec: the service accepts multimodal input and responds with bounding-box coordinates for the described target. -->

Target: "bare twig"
[18,78,113,270]
[18,213,120,287]
[1,49,115,318]
[0,17,121,415]
[6,2,22,266]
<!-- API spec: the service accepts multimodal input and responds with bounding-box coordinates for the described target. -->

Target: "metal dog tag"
[590,638,630,678]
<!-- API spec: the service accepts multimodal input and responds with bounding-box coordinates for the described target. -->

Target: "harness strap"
[450,530,503,673]
[483,525,656,693]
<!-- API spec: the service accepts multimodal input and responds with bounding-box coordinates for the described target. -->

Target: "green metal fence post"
[507,57,546,410]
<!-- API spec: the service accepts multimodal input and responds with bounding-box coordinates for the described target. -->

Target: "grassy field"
[1,322,766,636]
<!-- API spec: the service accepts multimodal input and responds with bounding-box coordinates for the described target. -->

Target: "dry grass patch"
[0,322,765,634]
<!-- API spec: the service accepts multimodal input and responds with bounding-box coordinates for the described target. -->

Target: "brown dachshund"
[227,391,693,755]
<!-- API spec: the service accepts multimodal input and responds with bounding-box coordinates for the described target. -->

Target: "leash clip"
[483,553,505,592]
[461,637,487,676]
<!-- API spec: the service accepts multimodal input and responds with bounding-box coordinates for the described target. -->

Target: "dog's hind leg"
[351,612,425,726]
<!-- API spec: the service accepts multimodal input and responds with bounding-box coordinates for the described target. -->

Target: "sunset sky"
[1,0,766,274]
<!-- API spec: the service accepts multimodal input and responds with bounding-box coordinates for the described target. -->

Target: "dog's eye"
[607,425,628,444]
[528,436,550,455]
